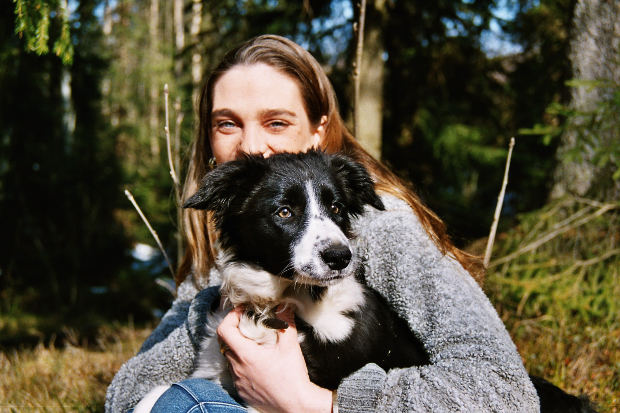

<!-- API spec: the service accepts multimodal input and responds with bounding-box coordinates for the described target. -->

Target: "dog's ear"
[183,155,268,217]
[329,154,385,213]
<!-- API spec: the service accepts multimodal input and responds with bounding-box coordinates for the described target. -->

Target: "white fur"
[133,385,169,413]
[218,255,292,310]
[292,181,353,283]
[293,277,365,342]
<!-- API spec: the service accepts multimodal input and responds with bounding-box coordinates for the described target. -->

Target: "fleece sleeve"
[104,284,220,413]
[336,197,540,412]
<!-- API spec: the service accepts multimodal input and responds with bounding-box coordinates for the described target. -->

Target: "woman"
[106,35,539,412]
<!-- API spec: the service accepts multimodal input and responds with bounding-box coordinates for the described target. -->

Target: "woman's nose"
[240,126,272,157]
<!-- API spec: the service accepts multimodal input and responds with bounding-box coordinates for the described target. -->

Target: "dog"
[134,150,429,412]
[135,150,594,413]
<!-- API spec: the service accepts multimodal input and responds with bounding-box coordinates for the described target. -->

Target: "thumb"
[275,304,301,346]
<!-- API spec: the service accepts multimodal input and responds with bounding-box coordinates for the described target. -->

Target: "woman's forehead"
[213,63,301,103]
[212,63,304,111]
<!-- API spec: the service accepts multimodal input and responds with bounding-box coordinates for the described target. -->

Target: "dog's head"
[184,150,385,285]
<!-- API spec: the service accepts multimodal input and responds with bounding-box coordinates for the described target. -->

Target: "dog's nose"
[320,245,352,270]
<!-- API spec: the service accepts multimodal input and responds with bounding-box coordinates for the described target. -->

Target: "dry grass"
[512,321,619,412]
[485,196,620,412]
[0,324,151,413]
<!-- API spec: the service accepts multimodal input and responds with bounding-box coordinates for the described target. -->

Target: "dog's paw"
[239,313,278,345]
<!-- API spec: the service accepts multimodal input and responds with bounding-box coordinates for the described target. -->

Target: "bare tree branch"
[124,188,175,277]
[484,137,515,267]
[164,84,180,187]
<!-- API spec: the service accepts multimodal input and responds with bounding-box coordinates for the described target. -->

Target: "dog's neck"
[216,252,366,343]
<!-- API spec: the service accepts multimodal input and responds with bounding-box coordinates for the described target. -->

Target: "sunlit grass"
[0,323,151,412]
[485,196,619,412]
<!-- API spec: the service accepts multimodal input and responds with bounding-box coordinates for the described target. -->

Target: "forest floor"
[1,313,616,412]
[1,197,618,412]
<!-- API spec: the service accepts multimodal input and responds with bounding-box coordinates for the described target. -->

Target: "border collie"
[134,150,429,412]
[135,150,595,413]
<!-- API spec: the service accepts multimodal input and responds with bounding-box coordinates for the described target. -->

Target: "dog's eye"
[331,203,343,215]
[277,207,292,218]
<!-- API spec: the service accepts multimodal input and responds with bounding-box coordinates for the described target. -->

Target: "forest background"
[1,0,618,411]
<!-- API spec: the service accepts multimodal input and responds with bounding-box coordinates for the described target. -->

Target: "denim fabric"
[151,379,246,413]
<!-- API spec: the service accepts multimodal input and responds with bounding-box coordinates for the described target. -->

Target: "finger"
[216,307,242,344]
[217,307,258,353]
[275,305,300,346]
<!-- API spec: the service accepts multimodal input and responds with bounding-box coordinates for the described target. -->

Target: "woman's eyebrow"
[259,109,297,118]
[211,109,237,119]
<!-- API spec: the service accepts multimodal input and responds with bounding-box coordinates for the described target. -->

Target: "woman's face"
[210,63,325,163]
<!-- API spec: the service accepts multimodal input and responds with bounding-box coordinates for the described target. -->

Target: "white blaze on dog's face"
[292,181,355,285]
[183,151,385,287]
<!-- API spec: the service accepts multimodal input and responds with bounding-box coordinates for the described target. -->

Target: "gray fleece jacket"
[105,195,539,412]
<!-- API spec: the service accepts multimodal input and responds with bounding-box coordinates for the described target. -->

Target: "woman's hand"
[217,305,332,413]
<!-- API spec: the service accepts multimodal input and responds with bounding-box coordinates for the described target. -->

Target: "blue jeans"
[151,378,247,413]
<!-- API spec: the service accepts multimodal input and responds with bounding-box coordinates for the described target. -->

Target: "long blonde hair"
[177,34,484,288]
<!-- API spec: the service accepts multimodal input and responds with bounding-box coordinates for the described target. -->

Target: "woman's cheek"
[211,135,238,163]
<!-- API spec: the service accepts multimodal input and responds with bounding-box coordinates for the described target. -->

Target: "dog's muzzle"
[320,244,352,271]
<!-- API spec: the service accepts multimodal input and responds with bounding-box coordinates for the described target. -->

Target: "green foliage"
[377,0,577,241]
[520,78,620,181]
[13,0,73,64]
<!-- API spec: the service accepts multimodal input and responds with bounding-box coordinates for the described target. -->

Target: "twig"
[484,137,515,267]
[173,97,185,264]
[573,248,620,267]
[124,188,175,277]
[174,97,184,191]
[156,277,177,297]
[489,202,618,268]
[164,84,180,187]
[353,0,367,139]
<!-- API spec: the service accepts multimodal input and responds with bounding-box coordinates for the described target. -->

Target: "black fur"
[530,376,598,413]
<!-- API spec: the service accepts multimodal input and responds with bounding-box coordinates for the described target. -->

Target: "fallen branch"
[124,188,175,277]
[484,137,515,267]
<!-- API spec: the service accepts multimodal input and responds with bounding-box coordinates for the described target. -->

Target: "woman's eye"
[267,120,288,131]
[331,203,343,215]
[277,207,292,218]
[216,120,237,130]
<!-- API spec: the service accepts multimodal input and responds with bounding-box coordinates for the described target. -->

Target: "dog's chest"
[293,277,365,343]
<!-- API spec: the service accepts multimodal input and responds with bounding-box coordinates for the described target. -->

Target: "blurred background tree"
[1,0,616,341]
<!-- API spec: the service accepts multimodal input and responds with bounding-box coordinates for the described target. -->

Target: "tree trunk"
[149,0,161,158]
[174,0,185,79]
[357,0,386,160]
[551,0,619,200]
[190,0,203,108]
